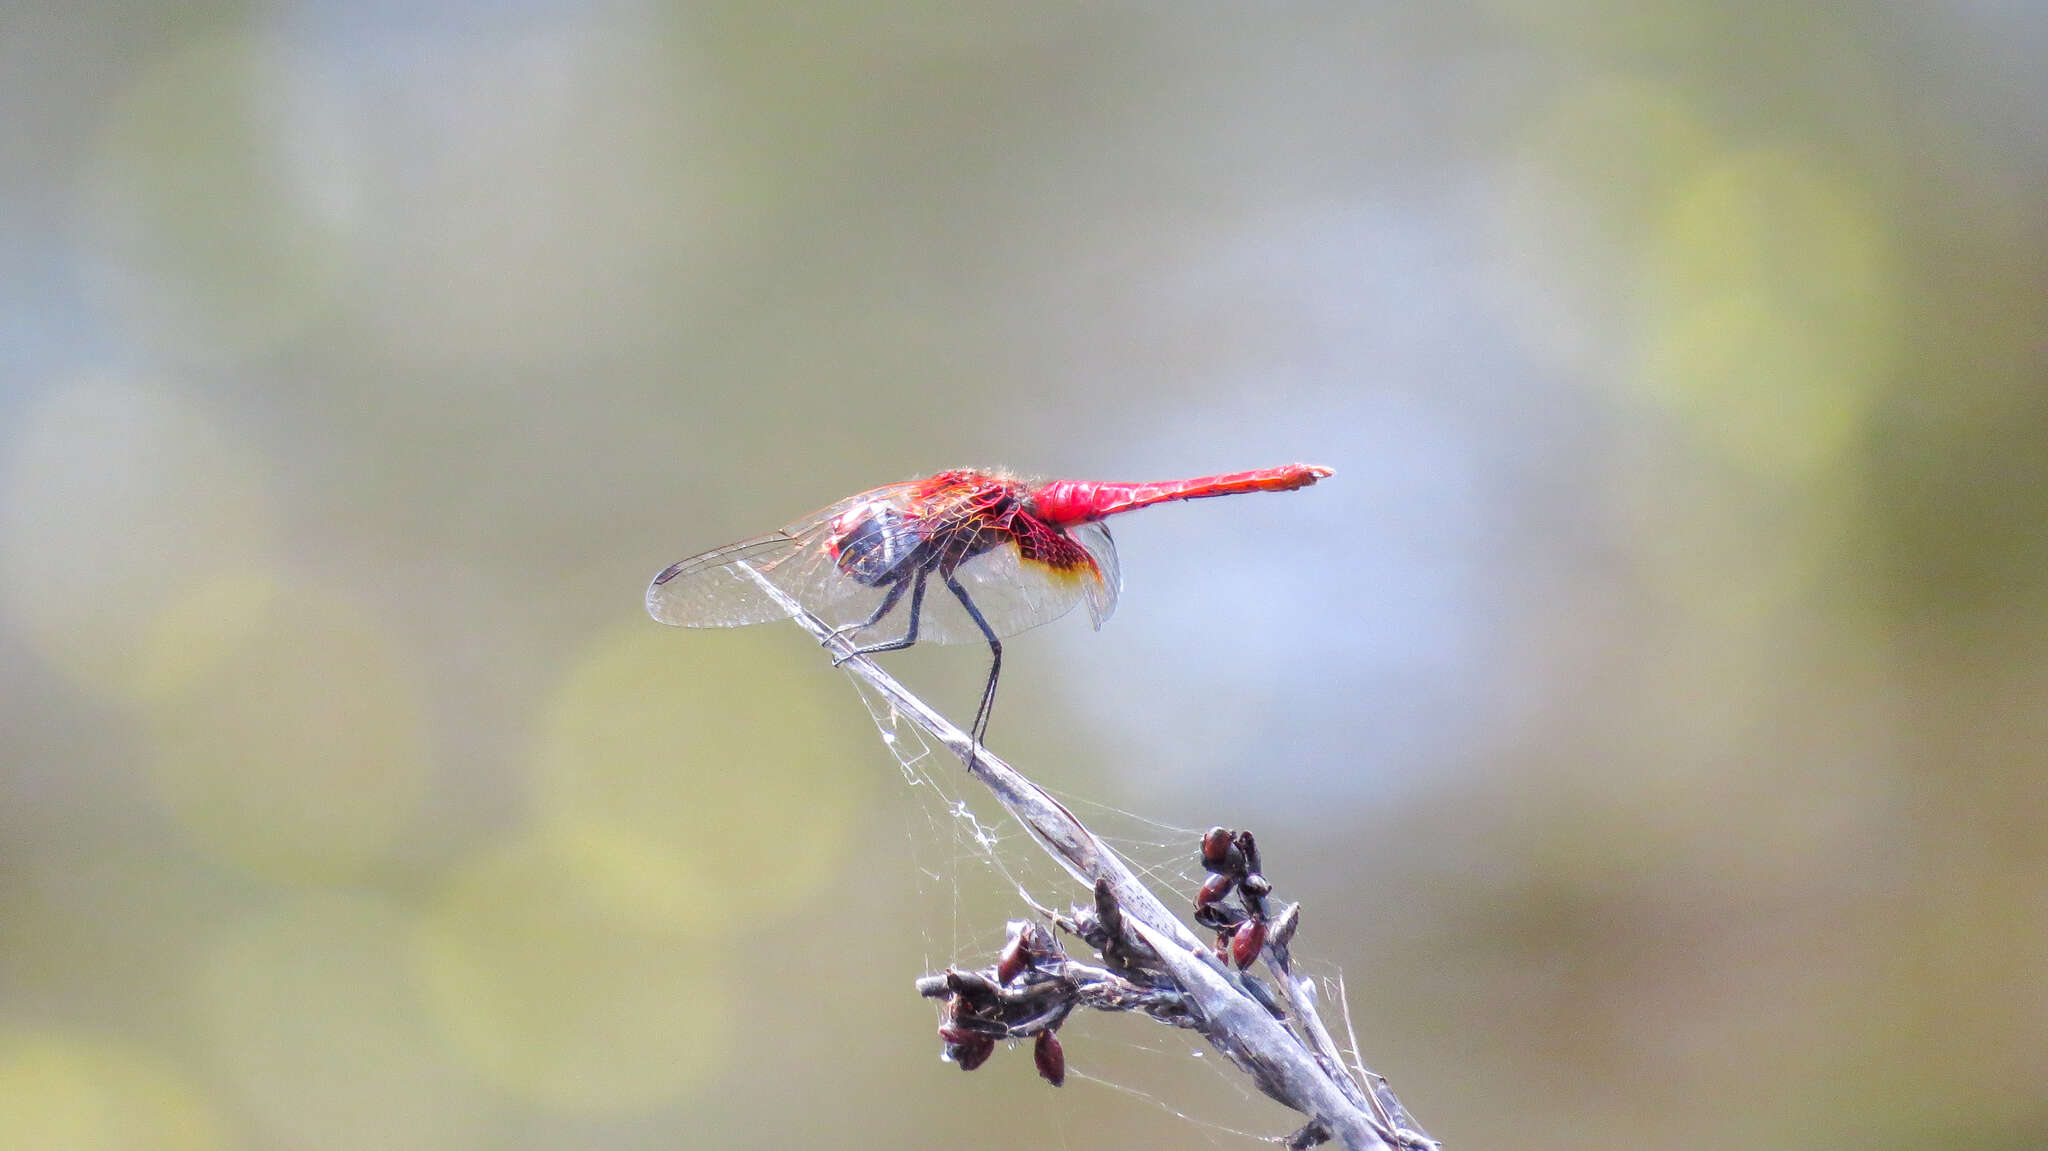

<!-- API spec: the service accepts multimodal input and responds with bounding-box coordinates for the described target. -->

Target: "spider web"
[845,674,1311,1145]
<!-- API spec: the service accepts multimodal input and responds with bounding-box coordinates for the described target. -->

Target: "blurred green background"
[3,3,2045,1149]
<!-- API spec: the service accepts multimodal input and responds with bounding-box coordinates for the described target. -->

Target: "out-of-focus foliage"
[2,3,2043,1149]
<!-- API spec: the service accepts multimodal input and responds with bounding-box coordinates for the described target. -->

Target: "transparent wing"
[645,528,816,627]
[646,484,923,630]
[911,519,1121,645]
[1070,520,1121,629]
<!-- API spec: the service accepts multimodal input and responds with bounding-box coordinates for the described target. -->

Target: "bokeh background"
[3,3,2045,1149]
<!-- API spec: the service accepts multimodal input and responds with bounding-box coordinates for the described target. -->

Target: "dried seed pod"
[1284,1120,1333,1149]
[944,968,1001,1010]
[1239,873,1272,900]
[1234,829,1262,876]
[1091,879,1122,939]
[940,991,1007,1035]
[1240,971,1285,1017]
[948,1034,995,1072]
[1194,900,1249,932]
[1230,917,1267,969]
[1017,921,1056,955]
[1094,878,1136,968]
[1199,827,1236,870]
[996,932,1030,985]
[1033,1030,1066,1087]
[1269,901,1301,949]
[1201,831,1247,877]
[1194,871,1236,912]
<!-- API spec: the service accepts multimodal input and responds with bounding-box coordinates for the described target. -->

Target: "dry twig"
[736,563,1435,1151]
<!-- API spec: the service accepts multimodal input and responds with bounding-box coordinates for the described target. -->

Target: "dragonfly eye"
[834,508,917,586]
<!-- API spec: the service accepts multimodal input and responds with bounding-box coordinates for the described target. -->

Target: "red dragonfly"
[647,464,1333,749]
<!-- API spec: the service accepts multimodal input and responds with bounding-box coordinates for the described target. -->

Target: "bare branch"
[735,563,1434,1151]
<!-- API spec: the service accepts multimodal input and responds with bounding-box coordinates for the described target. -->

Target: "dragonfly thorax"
[831,506,925,587]
[830,482,1023,588]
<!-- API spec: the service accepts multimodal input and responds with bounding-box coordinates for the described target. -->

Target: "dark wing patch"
[1010,514,1094,572]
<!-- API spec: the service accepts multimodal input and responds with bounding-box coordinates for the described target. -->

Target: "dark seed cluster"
[918,880,1200,1086]
[1194,826,1276,970]
[921,826,1308,1086]
[928,921,1072,1085]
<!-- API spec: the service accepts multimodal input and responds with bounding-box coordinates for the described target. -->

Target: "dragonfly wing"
[646,483,928,632]
[911,520,1119,645]
[1068,520,1121,629]
[645,530,815,626]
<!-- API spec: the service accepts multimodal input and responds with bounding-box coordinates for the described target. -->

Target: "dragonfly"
[646,464,1333,752]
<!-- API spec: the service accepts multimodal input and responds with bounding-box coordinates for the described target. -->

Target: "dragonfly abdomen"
[1025,464,1333,526]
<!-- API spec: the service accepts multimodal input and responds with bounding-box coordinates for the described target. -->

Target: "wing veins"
[652,530,807,586]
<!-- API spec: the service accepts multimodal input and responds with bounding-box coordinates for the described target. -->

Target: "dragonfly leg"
[827,574,909,659]
[836,569,929,665]
[944,573,1003,753]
